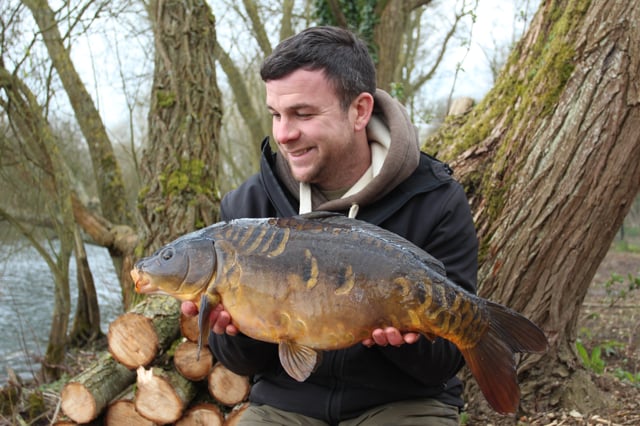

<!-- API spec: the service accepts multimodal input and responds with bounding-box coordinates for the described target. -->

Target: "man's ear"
[352,92,374,131]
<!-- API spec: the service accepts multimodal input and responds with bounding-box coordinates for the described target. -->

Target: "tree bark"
[426,0,640,415]
[141,0,223,255]
[107,296,181,368]
[60,353,136,423]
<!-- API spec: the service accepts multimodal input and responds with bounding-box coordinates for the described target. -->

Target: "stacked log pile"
[57,296,251,425]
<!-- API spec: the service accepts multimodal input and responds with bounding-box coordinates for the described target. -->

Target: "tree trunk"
[140,0,223,255]
[70,194,139,308]
[427,0,640,416]
[70,225,103,345]
[373,0,414,93]
[60,353,137,423]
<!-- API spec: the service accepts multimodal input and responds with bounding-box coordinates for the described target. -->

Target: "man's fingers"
[384,327,404,346]
[363,328,421,347]
[372,329,388,346]
[212,310,231,335]
[403,332,420,344]
[181,301,198,316]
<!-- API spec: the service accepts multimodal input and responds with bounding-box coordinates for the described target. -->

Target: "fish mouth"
[130,268,153,294]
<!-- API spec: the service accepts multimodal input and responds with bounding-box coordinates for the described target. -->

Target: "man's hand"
[362,327,420,347]
[180,301,239,336]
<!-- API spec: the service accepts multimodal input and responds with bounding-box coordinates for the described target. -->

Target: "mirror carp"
[131,212,548,414]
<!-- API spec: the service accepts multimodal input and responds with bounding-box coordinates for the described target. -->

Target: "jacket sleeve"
[379,181,478,384]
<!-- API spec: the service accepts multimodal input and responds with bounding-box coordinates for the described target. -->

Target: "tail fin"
[460,301,548,414]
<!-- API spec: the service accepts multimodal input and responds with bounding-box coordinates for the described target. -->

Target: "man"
[182,26,478,425]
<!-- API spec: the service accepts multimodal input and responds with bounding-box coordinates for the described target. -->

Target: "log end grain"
[207,363,250,407]
[105,400,156,426]
[60,382,97,424]
[175,403,223,426]
[179,312,200,342]
[108,313,158,369]
[174,340,214,381]
[225,402,250,426]
[135,367,188,424]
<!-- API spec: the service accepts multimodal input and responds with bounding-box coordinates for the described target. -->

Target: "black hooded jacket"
[208,134,479,422]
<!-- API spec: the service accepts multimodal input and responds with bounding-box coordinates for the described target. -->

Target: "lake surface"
[0,241,122,384]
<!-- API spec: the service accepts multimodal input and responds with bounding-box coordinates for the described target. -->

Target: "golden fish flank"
[131,212,548,415]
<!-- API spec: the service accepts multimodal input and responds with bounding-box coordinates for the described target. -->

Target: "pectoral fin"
[197,293,220,361]
[278,341,322,382]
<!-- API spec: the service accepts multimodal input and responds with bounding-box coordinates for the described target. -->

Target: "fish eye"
[161,248,174,261]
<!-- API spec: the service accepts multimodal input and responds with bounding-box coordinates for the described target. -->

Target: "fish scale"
[131,211,548,414]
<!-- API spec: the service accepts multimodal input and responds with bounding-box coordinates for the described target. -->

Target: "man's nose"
[274,118,300,144]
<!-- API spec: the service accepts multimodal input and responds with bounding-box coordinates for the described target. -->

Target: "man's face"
[265,69,370,191]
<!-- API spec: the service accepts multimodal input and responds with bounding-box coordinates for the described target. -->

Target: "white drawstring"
[348,204,359,218]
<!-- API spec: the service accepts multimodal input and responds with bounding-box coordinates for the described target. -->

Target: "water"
[0,241,122,384]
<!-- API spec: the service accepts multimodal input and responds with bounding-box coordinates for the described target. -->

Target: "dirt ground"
[467,250,640,425]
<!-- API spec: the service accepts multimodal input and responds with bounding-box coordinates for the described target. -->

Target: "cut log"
[225,402,249,426]
[60,352,136,423]
[108,295,181,368]
[174,340,214,381]
[207,363,250,407]
[179,312,200,342]
[105,400,156,426]
[108,313,157,368]
[175,403,224,426]
[135,366,198,424]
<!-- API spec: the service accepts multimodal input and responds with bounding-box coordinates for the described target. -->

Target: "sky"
[426,0,532,99]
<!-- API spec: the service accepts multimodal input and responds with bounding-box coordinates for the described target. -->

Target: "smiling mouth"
[285,147,312,157]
